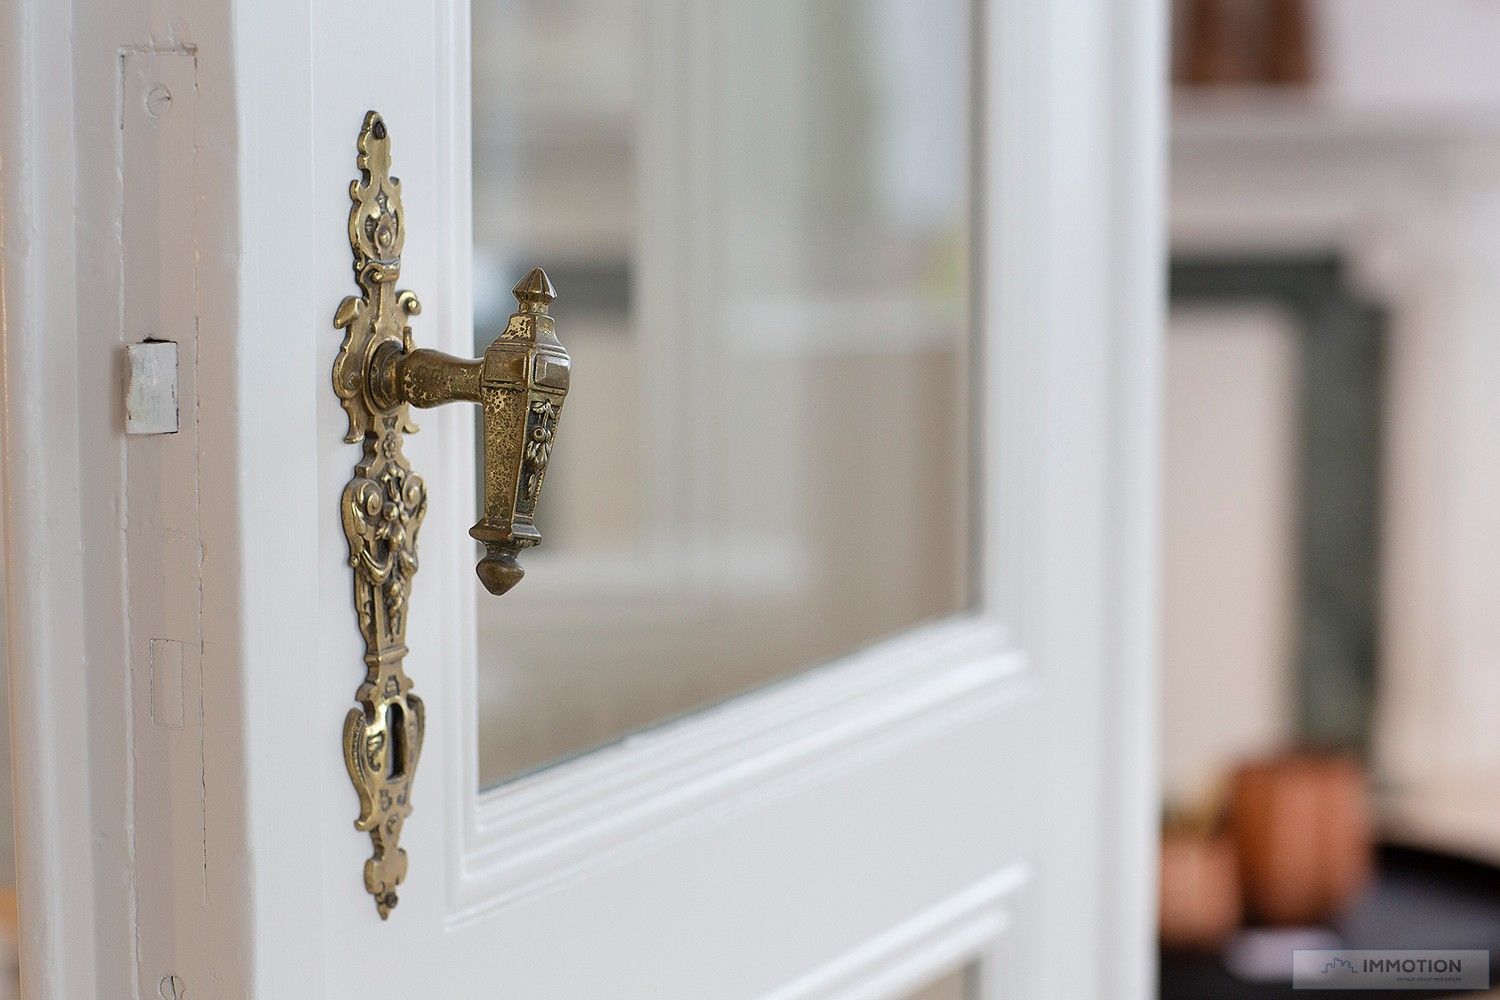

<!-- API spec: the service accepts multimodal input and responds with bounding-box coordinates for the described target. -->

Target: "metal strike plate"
[125,341,179,435]
[331,111,570,919]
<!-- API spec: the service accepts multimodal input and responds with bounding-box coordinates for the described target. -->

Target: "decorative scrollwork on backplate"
[332,111,427,919]
[330,112,572,915]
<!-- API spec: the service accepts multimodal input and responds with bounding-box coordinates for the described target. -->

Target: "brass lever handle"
[369,268,570,595]
[332,110,570,596]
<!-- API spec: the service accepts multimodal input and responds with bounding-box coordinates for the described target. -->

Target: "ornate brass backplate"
[332,111,570,918]
[333,111,428,919]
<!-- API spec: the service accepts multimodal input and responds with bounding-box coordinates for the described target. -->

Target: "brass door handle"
[367,268,570,595]
[329,111,570,917]
[333,116,571,595]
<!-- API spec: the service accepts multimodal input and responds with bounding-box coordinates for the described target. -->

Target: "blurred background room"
[1160,0,1500,996]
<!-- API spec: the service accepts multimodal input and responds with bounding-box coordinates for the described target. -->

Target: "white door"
[0,1,1164,998]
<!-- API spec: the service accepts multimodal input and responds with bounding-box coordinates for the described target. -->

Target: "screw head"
[145,84,172,119]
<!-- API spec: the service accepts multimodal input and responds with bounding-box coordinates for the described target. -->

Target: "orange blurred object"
[1175,0,1315,86]
[1229,753,1373,925]
[1160,831,1243,950]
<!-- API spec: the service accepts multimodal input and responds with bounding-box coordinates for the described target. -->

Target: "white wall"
[1161,306,1299,806]
[1316,0,1500,110]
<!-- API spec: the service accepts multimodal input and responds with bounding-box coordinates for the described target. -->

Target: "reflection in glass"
[473,0,971,788]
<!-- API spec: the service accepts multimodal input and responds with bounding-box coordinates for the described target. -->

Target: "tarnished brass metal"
[447,266,569,596]
[332,110,428,919]
[331,111,570,917]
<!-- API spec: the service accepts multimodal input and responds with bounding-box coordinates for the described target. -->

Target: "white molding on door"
[0,3,98,997]
[454,618,1027,920]
[1098,6,1169,997]
[763,865,1027,1000]
[976,2,1166,996]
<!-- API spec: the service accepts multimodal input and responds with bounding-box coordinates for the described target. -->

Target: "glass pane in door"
[472,0,972,788]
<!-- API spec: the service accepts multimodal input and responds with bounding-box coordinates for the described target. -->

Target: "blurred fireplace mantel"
[1171,93,1500,863]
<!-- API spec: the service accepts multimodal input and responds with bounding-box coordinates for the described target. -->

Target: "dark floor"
[1161,845,1500,999]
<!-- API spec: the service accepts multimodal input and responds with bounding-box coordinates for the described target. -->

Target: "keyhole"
[384,703,406,779]
[159,975,185,1000]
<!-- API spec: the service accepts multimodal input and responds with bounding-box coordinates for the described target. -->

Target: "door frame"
[1,1,1165,997]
